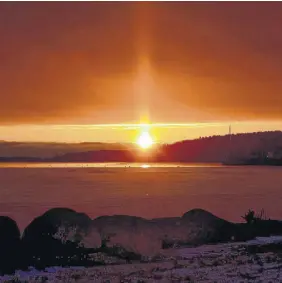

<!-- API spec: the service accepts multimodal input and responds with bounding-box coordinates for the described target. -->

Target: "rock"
[0,216,21,275]
[21,208,101,267]
[182,208,222,223]
[107,229,163,257]
[181,208,238,244]
[93,215,163,257]
[183,210,282,243]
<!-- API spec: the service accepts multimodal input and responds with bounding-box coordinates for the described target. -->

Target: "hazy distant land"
[1,131,282,163]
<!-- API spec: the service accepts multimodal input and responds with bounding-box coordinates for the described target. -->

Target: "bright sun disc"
[137,131,153,149]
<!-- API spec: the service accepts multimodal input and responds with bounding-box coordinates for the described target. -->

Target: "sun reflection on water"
[141,164,151,169]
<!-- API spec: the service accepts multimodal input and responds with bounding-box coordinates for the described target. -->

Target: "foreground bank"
[3,237,282,282]
[1,208,282,278]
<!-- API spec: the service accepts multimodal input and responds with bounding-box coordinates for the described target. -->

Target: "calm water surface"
[0,162,282,230]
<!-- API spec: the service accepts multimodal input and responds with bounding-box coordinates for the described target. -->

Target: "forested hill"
[160,131,282,163]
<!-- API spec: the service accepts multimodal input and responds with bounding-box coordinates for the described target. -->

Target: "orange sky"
[1,2,282,143]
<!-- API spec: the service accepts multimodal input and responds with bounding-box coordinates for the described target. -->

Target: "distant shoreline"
[1,131,282,165]
[0,161,223,169]
[1,159,282,167]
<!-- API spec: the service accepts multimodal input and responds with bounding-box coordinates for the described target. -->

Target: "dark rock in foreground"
[94,215,161,256]
[0,216,21,275]
[21,208,101,269]
[180,208,238,244]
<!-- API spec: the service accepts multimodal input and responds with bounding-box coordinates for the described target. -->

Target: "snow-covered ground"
[2,236,282,282]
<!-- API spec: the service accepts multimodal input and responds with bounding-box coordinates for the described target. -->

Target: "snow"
[246,235,282,245]
[2,236,282,282]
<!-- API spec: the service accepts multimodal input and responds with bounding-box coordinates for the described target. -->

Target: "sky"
[1,2,282,143]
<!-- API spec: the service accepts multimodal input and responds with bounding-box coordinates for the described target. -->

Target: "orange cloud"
[0,2,282,124]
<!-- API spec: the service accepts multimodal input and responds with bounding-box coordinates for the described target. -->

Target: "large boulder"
[181,208,238,244]
[93,215,163,257]
[0,216,21,275]
[21,208,101,268]
[181,209,282,243]
[149,209,238,248]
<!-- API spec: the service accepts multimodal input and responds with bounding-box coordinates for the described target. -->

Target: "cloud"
[0,2,282,124]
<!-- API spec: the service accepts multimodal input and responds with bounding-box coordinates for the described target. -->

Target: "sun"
[137,131,153,149]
